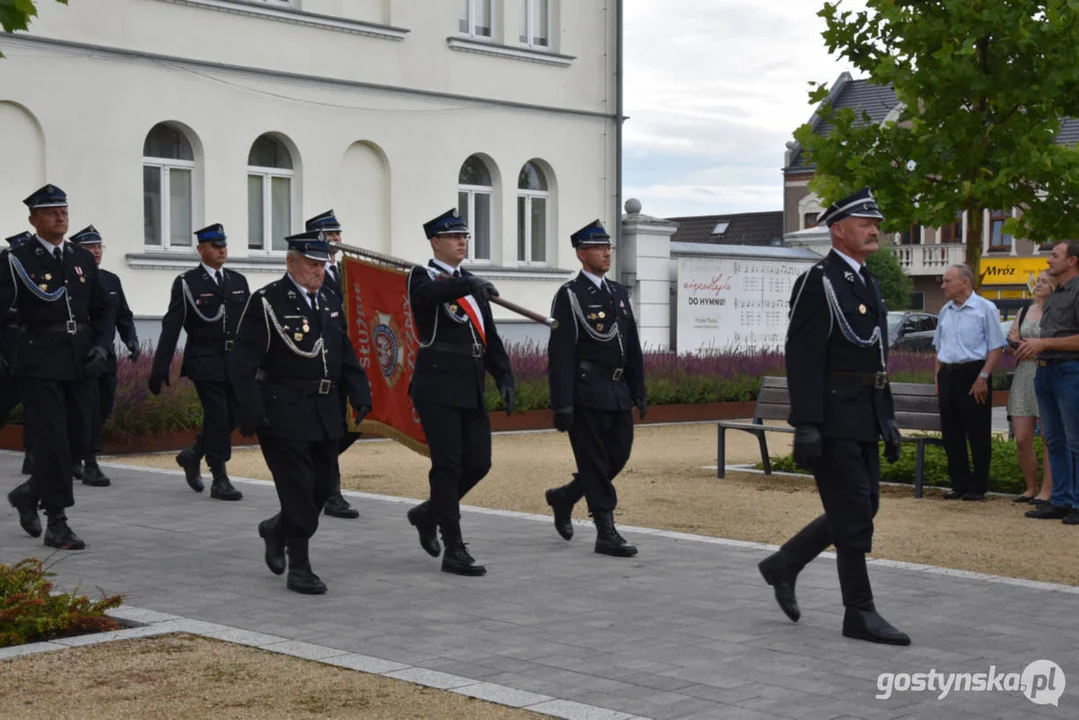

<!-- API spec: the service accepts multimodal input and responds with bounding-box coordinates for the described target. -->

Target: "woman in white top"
[1005,270,1056,503]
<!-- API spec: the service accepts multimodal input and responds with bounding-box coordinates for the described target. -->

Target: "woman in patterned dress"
[1006,271,1056,503]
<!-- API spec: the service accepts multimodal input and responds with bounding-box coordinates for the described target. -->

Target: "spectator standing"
[933,265,1006,501]
[1005,271,1055,504]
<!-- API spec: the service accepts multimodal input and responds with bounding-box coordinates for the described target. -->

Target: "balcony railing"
[893,243,966,276]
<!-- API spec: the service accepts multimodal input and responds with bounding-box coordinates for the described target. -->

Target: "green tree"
[867,246,912,310]
[0,1,68,57]
[795,0,1079,285]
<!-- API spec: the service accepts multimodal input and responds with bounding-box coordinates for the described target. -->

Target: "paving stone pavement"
[1,451,1076,720]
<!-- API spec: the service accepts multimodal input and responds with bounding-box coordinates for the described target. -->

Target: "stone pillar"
[620,198,676,350]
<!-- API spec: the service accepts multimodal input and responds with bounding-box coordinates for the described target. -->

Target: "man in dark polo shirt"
[1016,241,1079,524]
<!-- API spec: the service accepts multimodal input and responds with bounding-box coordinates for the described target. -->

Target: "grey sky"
[622,0,866,219]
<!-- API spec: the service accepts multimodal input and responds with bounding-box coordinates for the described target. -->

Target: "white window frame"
[517,188,549,265]
[459,184,493,263]
[143,156,196,251]
[519,0,550,49]
[459,0,493,40]
[247,164,294,254]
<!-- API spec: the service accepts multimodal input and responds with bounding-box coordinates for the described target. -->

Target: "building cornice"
[0,34,614,121]
[446,37,574,67]
[156,0,408,40]
[126,253,287,273]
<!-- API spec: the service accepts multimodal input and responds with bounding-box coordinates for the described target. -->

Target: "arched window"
[143,123,195,248]
[247,134,294,252]
[458,155,493,262]
[517,161,549,263]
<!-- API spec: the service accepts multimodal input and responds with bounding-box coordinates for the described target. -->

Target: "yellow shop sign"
[979,257,1050,288]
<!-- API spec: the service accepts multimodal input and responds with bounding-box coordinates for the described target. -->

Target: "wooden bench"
[716,376,944,498]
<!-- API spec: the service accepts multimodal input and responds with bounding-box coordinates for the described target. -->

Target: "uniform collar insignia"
[843,270,855,283]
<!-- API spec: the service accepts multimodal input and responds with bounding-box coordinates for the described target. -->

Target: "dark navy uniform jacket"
[548,272,645,414]
[228,275,371,442]
[785,249,896,443]
[407,262,513,410]
[151,265,250,383]
[0,238,113,381]
[99,268,138,375]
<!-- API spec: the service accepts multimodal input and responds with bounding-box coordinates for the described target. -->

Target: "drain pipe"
[615,0,624,250]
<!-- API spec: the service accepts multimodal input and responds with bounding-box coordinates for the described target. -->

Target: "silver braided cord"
[567,289,619,342]
[182,278,225,323]
[261,296,328,375]
[822,275,886,369]
[9,254,67,302]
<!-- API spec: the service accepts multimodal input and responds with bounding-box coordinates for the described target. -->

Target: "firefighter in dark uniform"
[149,224,247,501]
[757,187,909,646]
[3,184,114,550]
[404,208,514,577]
[229,230,372,595]
[69,225,140,487]
[305,209,359,520]
[544,220,646,557]
[0,232,31,439]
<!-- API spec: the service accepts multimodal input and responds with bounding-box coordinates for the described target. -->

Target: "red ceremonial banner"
[341,256,429,456]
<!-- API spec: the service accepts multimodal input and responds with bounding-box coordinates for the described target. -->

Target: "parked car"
[887,311,938,350]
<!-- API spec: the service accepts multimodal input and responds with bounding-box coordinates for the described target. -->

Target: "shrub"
[764,435,1037,494]
[0,558,123,647]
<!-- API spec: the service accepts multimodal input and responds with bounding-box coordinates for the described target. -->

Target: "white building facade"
[0,0,623,342]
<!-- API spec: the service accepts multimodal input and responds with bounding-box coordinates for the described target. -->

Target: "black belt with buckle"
[267,376,336,395]
[1038,358,1079,367]
[579,359,625,380]
[939,360,984,371]
[829,371,889,389]
[429,341,485,358]
[224,340,234,352]
[20,321,87,335]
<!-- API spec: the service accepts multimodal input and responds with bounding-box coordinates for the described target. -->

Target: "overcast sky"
[622,0,866,219]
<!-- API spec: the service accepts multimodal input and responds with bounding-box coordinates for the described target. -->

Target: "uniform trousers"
[257,431,337,539]
[0,372,20,430]
[564,407,634,513]
[87,371,118,456]
[937,363,993,495]
[22,377,93,509]
[414,402,491,525]
[193,380,237,464]
[783,438,881,563]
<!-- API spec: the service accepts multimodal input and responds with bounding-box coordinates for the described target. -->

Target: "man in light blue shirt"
[933,264,1006,500]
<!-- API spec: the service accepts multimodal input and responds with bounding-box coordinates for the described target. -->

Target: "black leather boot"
[323,468,358,518]
[71,459,84,481]
[43,508,86,550]
[286,537,327,594]
[758,515,831,623]
[209,461,243,501]
[7,480,41,538]
[407,502,440,557]
[837,549,910,646]
[545,485,575,541]
[258,515,286,575]
[593,510,638,557]
[175,444,204,492]
[81,456,111,487]
[21,451,33,475]
[439,521,486,576]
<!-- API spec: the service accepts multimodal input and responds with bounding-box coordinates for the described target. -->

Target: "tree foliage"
[867,246,913,310]
[0,0,68,57]
[795,0,1079,282]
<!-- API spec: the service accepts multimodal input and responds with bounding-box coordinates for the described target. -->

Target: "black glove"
[353,405,372,424]
[465,276,498,302]
[238,414,263,438]
[554,411,573,433]
[792,425,823,470]
[148,373,169,396]
[634,396,648,420]
[84,346,109,375]
[126,339,141,362]
[884,419,901,464]
[500,386,515,416]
